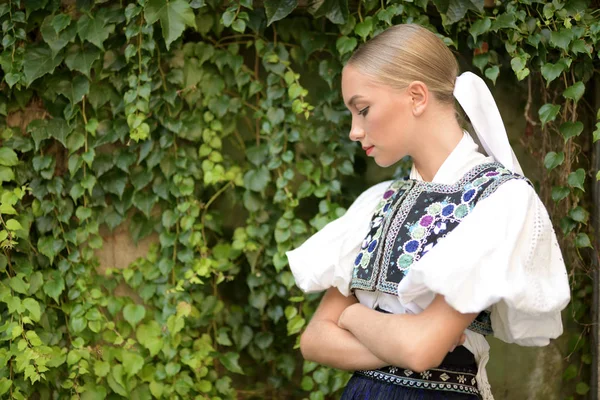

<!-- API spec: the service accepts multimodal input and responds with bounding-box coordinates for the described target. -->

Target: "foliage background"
[0,0,597,398]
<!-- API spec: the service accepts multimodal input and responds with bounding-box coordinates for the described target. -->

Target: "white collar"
[409,132,492,184]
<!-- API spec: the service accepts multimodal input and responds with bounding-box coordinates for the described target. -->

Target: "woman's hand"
[337,302,361,330]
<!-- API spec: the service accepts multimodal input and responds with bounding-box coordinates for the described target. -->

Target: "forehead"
[341,65,396,106]
[342,66,376,102]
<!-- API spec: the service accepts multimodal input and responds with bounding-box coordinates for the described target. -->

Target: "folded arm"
[338,294,477,372]
[299,287,388,371]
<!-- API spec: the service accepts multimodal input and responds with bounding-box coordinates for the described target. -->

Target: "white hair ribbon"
[453,72,524,175]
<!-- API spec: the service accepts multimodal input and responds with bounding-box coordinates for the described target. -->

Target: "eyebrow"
[347,95,364,108]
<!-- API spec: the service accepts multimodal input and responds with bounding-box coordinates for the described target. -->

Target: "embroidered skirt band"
[341,344,481,400]
[355,363,480,396]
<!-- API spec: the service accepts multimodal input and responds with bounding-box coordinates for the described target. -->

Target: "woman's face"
[341,65,416,167]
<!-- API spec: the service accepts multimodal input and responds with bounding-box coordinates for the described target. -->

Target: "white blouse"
[286,133,570,400]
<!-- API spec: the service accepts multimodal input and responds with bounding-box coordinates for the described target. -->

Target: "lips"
[362,145,374,156]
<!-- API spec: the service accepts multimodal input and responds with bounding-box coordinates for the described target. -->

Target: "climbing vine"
[0,0,596,398]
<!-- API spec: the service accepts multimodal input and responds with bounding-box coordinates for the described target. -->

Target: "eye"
[358,106,370,117]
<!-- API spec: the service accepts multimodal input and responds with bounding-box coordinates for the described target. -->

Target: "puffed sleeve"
[396,179,570,346]
[286,181,393,296]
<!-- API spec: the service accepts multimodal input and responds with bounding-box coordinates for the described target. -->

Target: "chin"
[374,159,394,168]
[374,156,401,168]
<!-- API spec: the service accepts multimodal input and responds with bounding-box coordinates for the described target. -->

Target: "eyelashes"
[358,106,370,117]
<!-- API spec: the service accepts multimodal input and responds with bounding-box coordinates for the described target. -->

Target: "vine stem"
[81,96,88,209]
[358,0,363,22]
[200,181,234,250]
[524,76,538,127]
[138,14,143,75]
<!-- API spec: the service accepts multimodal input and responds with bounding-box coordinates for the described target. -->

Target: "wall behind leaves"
[0,0,597,399]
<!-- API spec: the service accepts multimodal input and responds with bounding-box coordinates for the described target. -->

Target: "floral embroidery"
[457,375,466,384]
[350,162,531,336]
[420,371,432,379]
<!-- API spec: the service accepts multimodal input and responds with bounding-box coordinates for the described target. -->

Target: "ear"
[407,81,429,117]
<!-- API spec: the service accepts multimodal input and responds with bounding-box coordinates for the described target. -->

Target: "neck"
[410,109,464,182]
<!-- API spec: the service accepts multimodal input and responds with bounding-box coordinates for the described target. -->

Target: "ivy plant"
[0,0,596,399]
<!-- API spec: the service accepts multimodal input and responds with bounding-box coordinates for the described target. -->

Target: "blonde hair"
[347,24,459,105]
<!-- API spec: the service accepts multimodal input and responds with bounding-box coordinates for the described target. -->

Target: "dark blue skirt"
[340,346,482,400]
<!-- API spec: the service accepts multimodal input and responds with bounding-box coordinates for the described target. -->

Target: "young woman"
[287,24,570,400]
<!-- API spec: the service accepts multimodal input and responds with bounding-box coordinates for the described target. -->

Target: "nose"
[349,121,365,142]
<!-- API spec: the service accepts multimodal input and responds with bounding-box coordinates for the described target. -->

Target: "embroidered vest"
[350,162,530,335]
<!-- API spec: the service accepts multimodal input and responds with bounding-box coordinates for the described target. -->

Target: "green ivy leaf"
[122,350,144,377]
[38,237,65,264]
[593,122,600,143]
[76,206,92,221]
[538,104,561,125]
[551,186,570,202]
[569,206,589,223]
[43,270,65,303]
[0,166,14,183]
[137,321,164,356]
[484,66,499,84]
[309,0,349,24]
[563,82,585,103]
[550,29,574,51]
[576,382,590,395]
[220,352,244,374]
[0,378,11,396]
[51,14,71,32]
[510,56,527,74]
[254,332,274,350]
[23,298,41,322]
[469,17,491,41]
[123,303,146,327]
[54,75,90,105]
[570,39,592,56]
[439,0,483,25]
[336,36,357,56]
[541,62,566,85]
[9,274,29,294]
[77,14,112,50]
[149,381,164,397]
[41,16,77,57]
[249,291,267,311]
[131,169,153,190]
[232,325,253,350]
[133,192,158,217]
[559,121,583,141]
[567,168,585,191]
[562,364,578,381]
[243,166,270,192]
[94,360,110,378]
[354,17,373,40]
[264,0,298,26]
[286,314,305,335]
[65,44,101,78]
[0,147,19,166]
[5,219,23,231]
[81,174,97,195]
[491,12,517,31]
[101,170,128,198]
[145,0,196,50]
[23,45,64,86]
[67,132,86,154]
[575,233,592,248]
